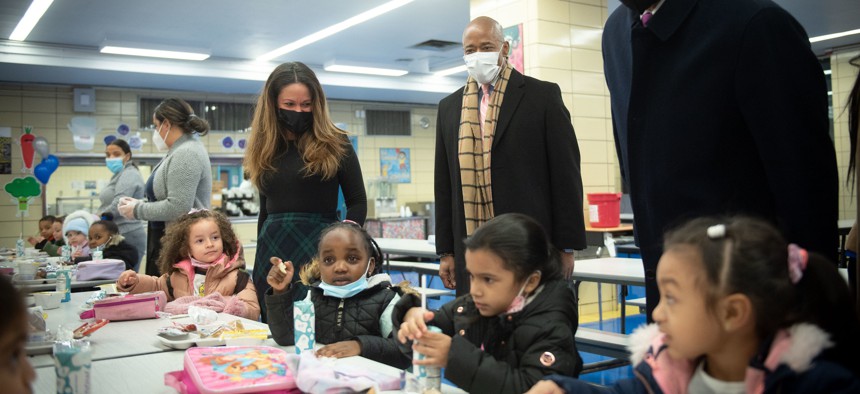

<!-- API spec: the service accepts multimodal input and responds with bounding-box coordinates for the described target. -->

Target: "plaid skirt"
[253,212,336,322]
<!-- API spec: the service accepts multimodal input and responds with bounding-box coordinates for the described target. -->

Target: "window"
[139,98,253,132]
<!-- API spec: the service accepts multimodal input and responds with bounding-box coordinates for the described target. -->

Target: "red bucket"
[587,193,622,228]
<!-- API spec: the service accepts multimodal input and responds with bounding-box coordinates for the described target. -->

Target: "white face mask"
[153,123,170,151]
[464,51,502,85]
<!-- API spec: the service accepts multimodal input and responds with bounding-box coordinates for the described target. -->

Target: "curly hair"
[158,210,239,275]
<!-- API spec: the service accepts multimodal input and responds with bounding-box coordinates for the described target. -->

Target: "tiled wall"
[832,48,860,220]
[0,83,437,250]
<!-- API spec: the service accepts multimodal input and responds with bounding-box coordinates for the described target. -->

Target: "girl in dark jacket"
[75,220,139,270]
[529,217,860,394]
[265,220,411,369]
[396,213,583,394]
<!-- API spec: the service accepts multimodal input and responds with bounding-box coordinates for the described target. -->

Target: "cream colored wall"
[0,83,438,262]
[832,49,860,220]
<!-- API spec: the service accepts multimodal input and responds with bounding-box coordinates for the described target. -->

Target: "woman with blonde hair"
[244,62,366,321]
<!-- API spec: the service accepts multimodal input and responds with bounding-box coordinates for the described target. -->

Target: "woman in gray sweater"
[98,139,145,270]
[118,98,212,277]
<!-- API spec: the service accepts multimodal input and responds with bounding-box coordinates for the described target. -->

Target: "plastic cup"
[53,340,92,394]
[17,260,36,280]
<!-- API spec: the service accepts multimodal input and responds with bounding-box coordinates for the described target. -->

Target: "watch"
[562,249,575,254]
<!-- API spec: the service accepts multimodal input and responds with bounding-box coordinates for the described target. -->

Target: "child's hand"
[27,236,43,246]
[525,380,566,394]
[412,331,451,368]
[117,270,138,289]
[397,307,435,344]
[316,340,361,359]
[72,248,83,258]
[267,257,294,294]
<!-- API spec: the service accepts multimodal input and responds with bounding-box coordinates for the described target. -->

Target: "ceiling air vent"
[411,39,460,52]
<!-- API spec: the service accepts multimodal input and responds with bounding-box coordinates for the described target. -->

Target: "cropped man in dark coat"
[603,0,838,320]
[435,16,586,296]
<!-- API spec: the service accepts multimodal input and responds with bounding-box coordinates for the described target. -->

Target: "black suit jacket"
[435,69,586,295]
[603,0,838,313]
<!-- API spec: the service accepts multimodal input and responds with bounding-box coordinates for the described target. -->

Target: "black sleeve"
[434,100,455,255]
[445,319,582,394]
[354,335,412,369]
[339,144,367,225]
[391,294,459,357]
[34,239,49,250]
[544,83,586,250]
[103,242,139,270]
[734,7,837,262]
[265,286,304,346]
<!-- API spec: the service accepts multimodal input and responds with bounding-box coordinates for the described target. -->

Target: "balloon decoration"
[32,136,50,158]
[4,176,41,217]
[20,126,35,172]
[34,154,59,185]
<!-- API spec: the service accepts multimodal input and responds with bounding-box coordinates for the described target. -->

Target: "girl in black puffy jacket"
[265,220,411,369]
[396,213,583,394]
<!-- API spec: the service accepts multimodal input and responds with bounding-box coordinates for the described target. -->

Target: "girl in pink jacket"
[117,210,259,320]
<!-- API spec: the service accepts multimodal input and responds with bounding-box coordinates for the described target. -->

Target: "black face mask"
[619,0,660,14]
[277,109,313,136]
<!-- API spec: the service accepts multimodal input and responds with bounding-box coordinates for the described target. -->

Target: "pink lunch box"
[79,291,168,321]
[177,346,297,394]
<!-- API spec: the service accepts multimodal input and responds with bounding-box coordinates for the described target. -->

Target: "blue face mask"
[318,259,372,299]
[105,157,124,174]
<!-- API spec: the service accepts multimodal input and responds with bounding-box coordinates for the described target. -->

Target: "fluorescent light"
[824,69,832,75]
[257,0,413,61]
[324,64,408,76]
[810,28,860,43]
[434,65,467,77]
[9,0,54,41]
[100,46,210,61]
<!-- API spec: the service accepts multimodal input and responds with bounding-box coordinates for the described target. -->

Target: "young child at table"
[527,217,860,394]
[396,213,582,394]
[265,220,412,369]
[0,275,36,393]
[27,215,56,250]
[71,220,138,270]
[42,216,65,257]
[116,210,260,320]
[63,210,97,260]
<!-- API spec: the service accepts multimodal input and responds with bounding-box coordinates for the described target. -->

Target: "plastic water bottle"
[409,325,443,393]
[16,236,24,258]
[61,244,71,264]
[56,269,71,302]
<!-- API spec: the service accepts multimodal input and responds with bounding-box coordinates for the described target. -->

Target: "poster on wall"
[504,23,524,74]
[0,127,10,174]
[380,148,410,183]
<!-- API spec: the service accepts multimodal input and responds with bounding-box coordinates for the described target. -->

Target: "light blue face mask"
[105,157,124,174]
[318,259,373,299]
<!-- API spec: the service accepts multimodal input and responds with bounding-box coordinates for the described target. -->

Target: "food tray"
[157,332,225,350]
[25,341,54,356]
[13,278,56,286]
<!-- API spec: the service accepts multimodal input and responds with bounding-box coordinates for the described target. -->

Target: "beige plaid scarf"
[458,62,512,235]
